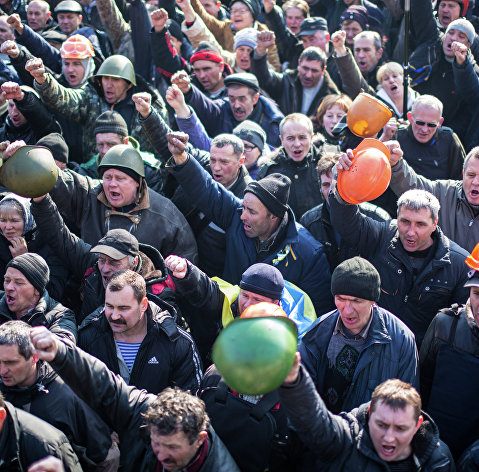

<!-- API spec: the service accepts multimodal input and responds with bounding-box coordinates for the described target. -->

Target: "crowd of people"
[0,0,478,468]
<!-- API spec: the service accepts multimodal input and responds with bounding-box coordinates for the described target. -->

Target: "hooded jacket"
[1,363,112,470]
[0,291,77,343]
[278,366,454,471]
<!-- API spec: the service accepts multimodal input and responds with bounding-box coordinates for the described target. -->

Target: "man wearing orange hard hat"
[330,142,469,347]
[419,242,479,460]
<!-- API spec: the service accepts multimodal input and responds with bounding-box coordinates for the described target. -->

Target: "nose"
[383,426,395,442]
[240,210,247,221]
[155,449,170,463]
[342,301,354,315]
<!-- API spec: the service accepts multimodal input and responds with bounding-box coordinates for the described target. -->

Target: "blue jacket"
[185,85,284,147]
[170,156,334,314]
[299,305,419,412]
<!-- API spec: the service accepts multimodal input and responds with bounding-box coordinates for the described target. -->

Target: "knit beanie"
[233,120,266,151]
[232,0,260,19]
[445,18,475,45]
[340,5,369,30]
[331,257,380,302]
[245,173,291,217]
[240,263,284,299]
[167,19,183,41]
[37,133,69,164]
[94,111,128,137]
[234,27,257,50]
[6,253,50,295]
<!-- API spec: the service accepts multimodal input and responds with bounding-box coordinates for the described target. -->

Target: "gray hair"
[0,321,34,359]
[411,94,443,117]
[354,31,382,51]
[463,146,479,173]
[397,189,440,221]
[211,133,244,157]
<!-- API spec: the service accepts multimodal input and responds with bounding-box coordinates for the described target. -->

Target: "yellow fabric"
[212,277,240,328]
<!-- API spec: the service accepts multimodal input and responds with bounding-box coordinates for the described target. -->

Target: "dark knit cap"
[233,120,266,151]
[240,263,284,299]
[232,0,260,19]
[245,173,291,218]
[94,111,128,137]
[331,257,380,302]
[90,229,139,260]
[6,253,50,294]
[36,133,69,164]
[340,5,369,31]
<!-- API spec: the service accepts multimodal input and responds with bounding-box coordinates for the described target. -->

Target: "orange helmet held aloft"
[337,138,391,204]
[347,93,392,138]
[465,242,479,271]
[60,34,95,59]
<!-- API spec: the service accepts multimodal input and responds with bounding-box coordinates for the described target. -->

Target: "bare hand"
[30,326,59,362]
[331,30,347,55]
[1,81,23,101]
[8,236,27,257]
[28,456,65,472]
[7,14,23,34]
[166,131,189,163]
[176,0,193,12]
[384,140,403,166]
[25,57,47,84]
[150,8,168,32]
[452,40,468,65]
[132,92,152,118]
[0,141,10,157]
[1,40,20,59]
[165,84,190,118]
[336,149,354,171]
[171,70,191,94]
[263,0,275,14]
[283,352,301,384]
[380,118,398,142]
[32,194,47,202]
[255,31,275,56]
[4,139,26,158]
[164,255,188,278]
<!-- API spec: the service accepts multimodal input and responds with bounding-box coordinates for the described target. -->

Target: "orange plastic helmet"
[337,138,391,204]
[60,34,95,59]
[240,301,287,319]
[465,242,479,271]
[347,93,392,138]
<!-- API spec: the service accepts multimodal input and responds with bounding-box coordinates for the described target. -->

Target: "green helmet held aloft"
[95,55,136,86]
[98,144,145,178]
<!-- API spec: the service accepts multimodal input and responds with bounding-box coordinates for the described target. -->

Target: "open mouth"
[6,295,15,305]
[381,445,396,457]
[292,149,303,159]
[470,189,479,199]
[358,60,367,70]
[243,223,252,232]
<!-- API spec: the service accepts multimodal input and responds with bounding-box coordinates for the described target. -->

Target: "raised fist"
[171,70,191,94]
[255,31,275,55]
[1,40,20,59]
[150,8,168,32]
[25,57,47,84]
[1,82,23,101]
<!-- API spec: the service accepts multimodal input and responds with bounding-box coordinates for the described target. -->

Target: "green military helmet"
[0,146,59,198]
[94,55,136,86]
[212,305,298,396]
[54,0,83,14]
[98,144,145,178]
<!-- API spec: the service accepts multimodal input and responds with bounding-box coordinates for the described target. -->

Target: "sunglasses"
[413,120,439,128]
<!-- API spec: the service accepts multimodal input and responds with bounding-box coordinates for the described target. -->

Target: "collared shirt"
[332,307,374,340]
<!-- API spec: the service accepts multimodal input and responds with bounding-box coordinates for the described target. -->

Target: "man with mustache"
[77,269,202,394]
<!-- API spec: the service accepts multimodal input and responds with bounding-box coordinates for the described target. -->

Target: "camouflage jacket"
[34,73,168,159]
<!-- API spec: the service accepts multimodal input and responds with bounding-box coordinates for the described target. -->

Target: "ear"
[415,415,424,432]
[123,136,129,145]
[197,430,208,445]
[252,92,259,105]
[0,407,6,430]
[141,296,148,312]
[32,353,39,366]
[438,117,444,128]
[219,62,224,73]
[407,111,412,122]
[239,155,246,166]
[78,14,83,22]
[46,11,51,19]
[377,47,383,58]
[127,83,134,91]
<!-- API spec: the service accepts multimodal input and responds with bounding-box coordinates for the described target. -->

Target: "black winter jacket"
[278,366,455,471]
[78,301,202,394]
[1,363,112,470]
[49,340,239,472]
[0,291,77,343]
[0,401,81,471]
[329,187,470,346]
[300,200,391,271]
[420,301,479,458]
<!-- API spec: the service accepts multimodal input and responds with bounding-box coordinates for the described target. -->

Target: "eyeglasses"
[413,119,439,128]
[243,143,256,151]
[230,7,249,15]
